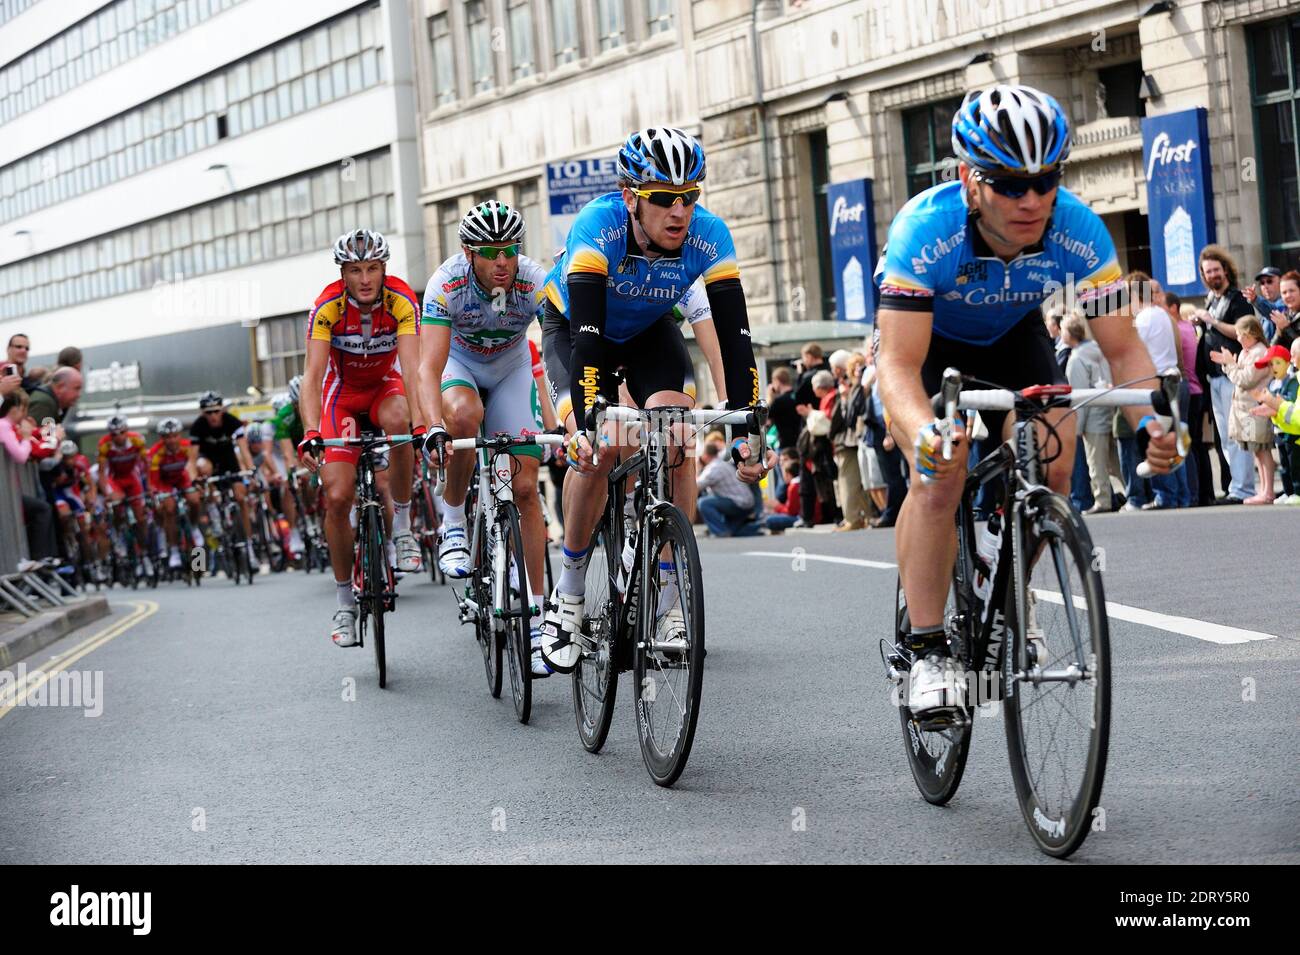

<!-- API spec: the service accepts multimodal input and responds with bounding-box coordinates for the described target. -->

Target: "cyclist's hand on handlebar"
[731,439,776,485]
[1137,416,1180,475]
[913,417,967,482]
[421,424,451,466]
[562,429,598,474]
[297,431,323,472]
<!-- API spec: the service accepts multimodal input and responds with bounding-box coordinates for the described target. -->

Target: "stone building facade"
[411,0,1298,333]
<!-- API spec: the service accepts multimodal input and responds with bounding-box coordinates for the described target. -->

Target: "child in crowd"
[1251,338,1300,503]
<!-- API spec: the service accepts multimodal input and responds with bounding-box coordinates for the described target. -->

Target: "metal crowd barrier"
[0,453,38,576]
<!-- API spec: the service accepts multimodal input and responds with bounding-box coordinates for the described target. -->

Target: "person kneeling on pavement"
[696,439,761,537]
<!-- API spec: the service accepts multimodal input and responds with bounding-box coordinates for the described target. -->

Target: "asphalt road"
[2,507,1296,864]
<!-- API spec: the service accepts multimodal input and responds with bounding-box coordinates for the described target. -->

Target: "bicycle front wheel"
[572,518,619,753]
[471,509,502,699]
[1004,491,1109,858]
[500,504,532,724]
[367,507,388,689]
[633,504,704,788]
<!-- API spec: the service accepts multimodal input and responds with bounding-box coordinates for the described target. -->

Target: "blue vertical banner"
[1141,108,1215,298]
[826,179,877,322]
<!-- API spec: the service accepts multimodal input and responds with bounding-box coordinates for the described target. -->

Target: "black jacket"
[1201,288,1253,379]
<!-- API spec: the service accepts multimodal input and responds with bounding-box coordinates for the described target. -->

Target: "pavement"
[0,507,1295,864]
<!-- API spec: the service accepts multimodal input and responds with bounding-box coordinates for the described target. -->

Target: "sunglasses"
[629,186,701,208]
[468,243,519,260]
[975,168,1061,198]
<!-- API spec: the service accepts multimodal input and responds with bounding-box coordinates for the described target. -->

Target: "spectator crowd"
[693,243,1300,537]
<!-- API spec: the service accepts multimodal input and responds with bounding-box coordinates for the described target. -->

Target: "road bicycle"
[883,369,1185,857]
[202,471,256,585]
[153,487,204,586]
[322,433,417,689]
[432,429,564,724]
[287,467,330,573]
[411,459,445,586]
[573,397,768,787]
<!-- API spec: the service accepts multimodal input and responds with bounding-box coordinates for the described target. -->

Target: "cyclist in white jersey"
[873,86,1181,719]
[417,201,556,675]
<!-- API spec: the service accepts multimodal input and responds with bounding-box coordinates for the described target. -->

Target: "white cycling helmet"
[458,200,526,246]
[332,228,390,265]
[951,85,1071,176]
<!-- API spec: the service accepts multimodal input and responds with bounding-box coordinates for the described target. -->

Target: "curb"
[0,596,112,668]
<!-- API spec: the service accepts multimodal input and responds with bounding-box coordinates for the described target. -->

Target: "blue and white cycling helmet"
[617,127,706,187]
[952,85,1071,176]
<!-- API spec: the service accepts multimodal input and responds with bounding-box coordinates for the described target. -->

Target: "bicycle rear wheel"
[1003,491,1109,858]
[367,507,388,689]
[893,576,973,805]
[499,504,532,724]
[572,518,619,753]
[633,504,704,787]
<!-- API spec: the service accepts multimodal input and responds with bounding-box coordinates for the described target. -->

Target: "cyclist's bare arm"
[536,366,559,431]
[416,324,450,428]
[236,434,254,473]
[299,340,330,435]
[875,308,965,475]
[396,334,426,431]
[1087,305,1159,431]
[691,317,727,406]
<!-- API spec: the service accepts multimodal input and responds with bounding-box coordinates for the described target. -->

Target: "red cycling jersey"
[308,276,419,391]
[148,438,193,491]
[98,432,146,478]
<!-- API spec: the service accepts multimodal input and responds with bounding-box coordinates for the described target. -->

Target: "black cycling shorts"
[876,308,1066,439]
[541,301,696,422]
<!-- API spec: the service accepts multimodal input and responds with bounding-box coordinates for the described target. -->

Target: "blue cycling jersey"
[542,193,740,343]
[874,181,1124,346]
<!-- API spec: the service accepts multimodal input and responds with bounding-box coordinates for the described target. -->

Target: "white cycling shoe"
[393,532,421,573]
[331,608,359,648]
[438,524,471,578]
[530,626,553,678]
[907,653,964,717]
[539,588,586,674]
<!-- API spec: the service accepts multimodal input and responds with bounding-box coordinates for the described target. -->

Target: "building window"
[466,0,495,94]
[255,314,308,391]
[428,13,456,106]
[1,7,388,225]
[551,0,580,66]
[597,0,624,52]
[1250,16,1300,264]
[902,97,962,198]
[439,200,463,261]
[509,0,535,81]
[515,180,541,254]
[1097,61,1145,120]
[646,0,673,36]
[809,129,835,321]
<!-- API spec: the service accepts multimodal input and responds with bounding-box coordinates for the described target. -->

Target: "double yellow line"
[0,599,157,720]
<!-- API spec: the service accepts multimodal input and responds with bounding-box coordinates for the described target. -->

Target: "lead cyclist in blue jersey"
[873,86,1181,719]
[536,126,772,673]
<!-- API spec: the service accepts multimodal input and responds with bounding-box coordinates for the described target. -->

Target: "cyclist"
[97,414,153,578]
[872,85,1181,718]
[245,422,298,563]
[535,126,772,673]
[417,200,558,676]
[274,377,316,546]
[296,229,427,648]
[189,390,257,569]
[48,438,97,577]
[148,417,204,570]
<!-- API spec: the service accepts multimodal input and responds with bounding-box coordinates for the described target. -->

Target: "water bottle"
[618,525,637,596]
[973,510,1003,604]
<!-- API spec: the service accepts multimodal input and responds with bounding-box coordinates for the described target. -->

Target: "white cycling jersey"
[422,253,549,359]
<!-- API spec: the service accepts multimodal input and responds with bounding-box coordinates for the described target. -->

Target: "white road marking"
[1031,591,1276,644]
[741,551,898,570]
[743,551,1279,644]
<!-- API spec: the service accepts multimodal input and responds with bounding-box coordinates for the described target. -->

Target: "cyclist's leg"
[480,342,546,599]
[439,355,485,511]
[626,316,698,522]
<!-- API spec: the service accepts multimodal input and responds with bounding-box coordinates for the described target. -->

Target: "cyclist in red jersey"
[149,417,204,571]
[297,229,427,648]
[98,414,152,575]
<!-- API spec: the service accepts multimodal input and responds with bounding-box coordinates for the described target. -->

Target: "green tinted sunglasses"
[469,243,520,259]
